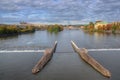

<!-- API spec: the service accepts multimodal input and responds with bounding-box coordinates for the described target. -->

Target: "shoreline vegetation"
[0,23,64,37]
[47,24,64,33]
[1,21,120,37]
[0,24,35,37]
[83,21,120,34]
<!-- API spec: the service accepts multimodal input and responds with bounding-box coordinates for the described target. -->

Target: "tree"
[89,22,94,30]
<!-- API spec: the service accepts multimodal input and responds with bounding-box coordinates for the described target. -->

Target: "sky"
[0,0,120,24]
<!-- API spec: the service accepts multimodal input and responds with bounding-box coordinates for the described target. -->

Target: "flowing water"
[0,29,120,80]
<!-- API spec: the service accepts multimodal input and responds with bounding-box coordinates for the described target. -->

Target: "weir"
[71,41,111,78]
[1,48,120,53]
[88,48,120,51]
[0,50,45,53]
[0,41,113,77]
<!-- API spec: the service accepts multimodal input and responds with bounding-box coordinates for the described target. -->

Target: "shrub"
[47,24,63,33]
[0,24,35,35]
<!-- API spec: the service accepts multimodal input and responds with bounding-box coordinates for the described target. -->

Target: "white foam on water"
[0,50,45,53]
[88,48,120,51]
[27,41,33,45]
[0,48,120,53]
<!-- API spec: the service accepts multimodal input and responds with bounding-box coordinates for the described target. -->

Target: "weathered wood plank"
[71,41,111,78]
[32,41,57,74]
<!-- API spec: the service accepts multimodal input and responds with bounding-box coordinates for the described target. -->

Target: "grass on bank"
[0,24,35,36]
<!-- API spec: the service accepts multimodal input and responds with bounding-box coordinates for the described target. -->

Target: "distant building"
[80,26,85,29]
[20,21,27,25]
[68,26,74,29]
[94,21,107,30]
[16,25,26,28]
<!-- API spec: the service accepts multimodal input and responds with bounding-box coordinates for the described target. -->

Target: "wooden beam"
[32,41,57,74]
[71,41,111,78]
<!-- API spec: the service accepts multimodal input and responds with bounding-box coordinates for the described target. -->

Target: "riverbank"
[0,24,64,37]
[0,24,35,37]
[83,29,120,34]
[83,21,120,34]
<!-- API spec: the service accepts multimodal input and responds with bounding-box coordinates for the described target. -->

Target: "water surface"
[0,29,120,80]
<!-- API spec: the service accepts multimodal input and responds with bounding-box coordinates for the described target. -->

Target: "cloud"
[0,0,120,24]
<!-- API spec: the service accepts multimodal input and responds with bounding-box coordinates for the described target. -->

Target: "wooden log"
[71,41,111,78]
[32,41,57,74]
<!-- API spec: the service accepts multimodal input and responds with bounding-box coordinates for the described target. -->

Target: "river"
[0,29,120,80]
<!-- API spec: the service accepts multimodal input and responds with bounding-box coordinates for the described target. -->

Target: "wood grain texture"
[71,41,111,78]
[32,41,57,74]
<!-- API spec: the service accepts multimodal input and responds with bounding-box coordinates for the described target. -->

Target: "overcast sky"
[0,0,120,24]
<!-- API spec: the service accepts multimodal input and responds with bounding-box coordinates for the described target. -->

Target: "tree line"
[84,21,120,33]
[0,24,35,36]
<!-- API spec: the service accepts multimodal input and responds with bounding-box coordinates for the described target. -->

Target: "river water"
[0,29,120,80]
